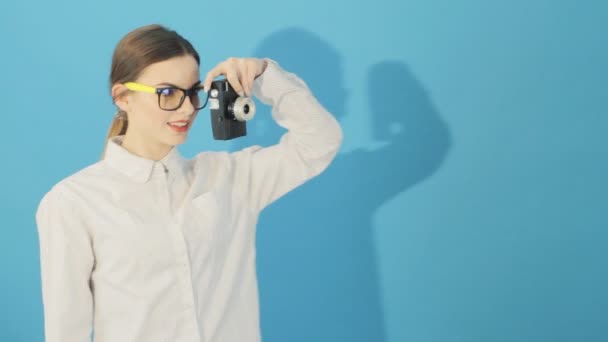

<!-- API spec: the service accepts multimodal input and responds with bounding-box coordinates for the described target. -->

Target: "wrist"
[255,59,268,79]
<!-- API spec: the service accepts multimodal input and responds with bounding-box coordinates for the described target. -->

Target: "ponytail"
[101,110,128,160]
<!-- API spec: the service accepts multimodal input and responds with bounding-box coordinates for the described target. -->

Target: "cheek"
[130,98,170,129]
[149,108,171,129]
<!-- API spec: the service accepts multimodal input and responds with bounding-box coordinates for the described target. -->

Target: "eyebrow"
[155,80,202,89]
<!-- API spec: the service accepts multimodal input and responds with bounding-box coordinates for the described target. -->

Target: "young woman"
[35,24,342,342]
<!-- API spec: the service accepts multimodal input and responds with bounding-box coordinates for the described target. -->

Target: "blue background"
[1,1,607,341]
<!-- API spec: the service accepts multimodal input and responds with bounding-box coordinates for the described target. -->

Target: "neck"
[120,131,172,161]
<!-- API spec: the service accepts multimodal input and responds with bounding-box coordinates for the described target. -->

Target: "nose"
[178,94,196,115]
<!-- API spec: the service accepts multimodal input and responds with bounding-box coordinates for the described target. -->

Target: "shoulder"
[35,164,104,237]
[36,161,107,215]
[194,145,265,169]
[35,180,72,223]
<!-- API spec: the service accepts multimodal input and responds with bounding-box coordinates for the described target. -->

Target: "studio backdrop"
[0,1,606,341]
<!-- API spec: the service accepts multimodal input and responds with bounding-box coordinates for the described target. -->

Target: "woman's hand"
[203,57,268,97]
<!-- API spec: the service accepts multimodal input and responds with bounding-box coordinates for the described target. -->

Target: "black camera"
[208,79,256,140]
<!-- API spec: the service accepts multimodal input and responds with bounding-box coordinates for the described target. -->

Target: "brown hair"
[101,24,200,159]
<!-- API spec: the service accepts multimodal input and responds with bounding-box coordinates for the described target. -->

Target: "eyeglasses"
[124,82,209,111]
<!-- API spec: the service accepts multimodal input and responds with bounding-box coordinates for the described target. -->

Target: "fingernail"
[238,91,245,97]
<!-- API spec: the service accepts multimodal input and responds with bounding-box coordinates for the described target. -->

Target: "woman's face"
[120,54,201,147]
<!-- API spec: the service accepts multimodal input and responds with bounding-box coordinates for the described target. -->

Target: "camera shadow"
[230,27,452,342]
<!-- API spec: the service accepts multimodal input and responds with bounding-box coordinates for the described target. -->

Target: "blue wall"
[1,1,606,341]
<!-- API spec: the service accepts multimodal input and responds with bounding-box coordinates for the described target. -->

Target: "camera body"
[208,79,256,140]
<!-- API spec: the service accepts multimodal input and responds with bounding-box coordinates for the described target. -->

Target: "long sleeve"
[35,184,95,342]
[235,58,343,214]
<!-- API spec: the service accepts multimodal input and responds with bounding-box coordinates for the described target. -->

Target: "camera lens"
[233,97,256,122]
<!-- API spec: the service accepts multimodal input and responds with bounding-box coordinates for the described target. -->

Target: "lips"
[167,120,190,132]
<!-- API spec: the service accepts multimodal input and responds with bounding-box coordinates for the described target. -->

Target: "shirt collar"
[103,135,187,183]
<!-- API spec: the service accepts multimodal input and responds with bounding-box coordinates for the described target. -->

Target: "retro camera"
[208,79,256,140]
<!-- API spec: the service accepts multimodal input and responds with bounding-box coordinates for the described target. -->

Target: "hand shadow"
[230,28,452,342]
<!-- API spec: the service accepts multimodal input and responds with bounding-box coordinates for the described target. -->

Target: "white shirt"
[35,59,343,342]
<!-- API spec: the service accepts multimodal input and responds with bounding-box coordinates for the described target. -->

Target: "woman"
[35,24,342,342]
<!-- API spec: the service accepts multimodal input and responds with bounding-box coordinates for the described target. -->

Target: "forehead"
[137,55,199,87]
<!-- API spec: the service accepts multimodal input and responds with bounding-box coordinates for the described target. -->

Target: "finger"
[226,68,244,96]
[223,58,244,96]
[238,59,251,96]
[245,61,257,97]
[203,63,225,92]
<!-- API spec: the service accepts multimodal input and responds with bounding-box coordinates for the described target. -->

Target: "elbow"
[288,111,343,177]
[312,117,343,176]
[328,116,344,155]
[335,120,344,149]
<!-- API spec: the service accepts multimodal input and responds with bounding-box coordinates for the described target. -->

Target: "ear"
[111,83,130,112]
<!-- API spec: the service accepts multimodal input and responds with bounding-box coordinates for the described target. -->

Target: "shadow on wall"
[230,27,452,342]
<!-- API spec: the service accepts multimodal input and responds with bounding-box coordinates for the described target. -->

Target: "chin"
[169,135,188,145]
